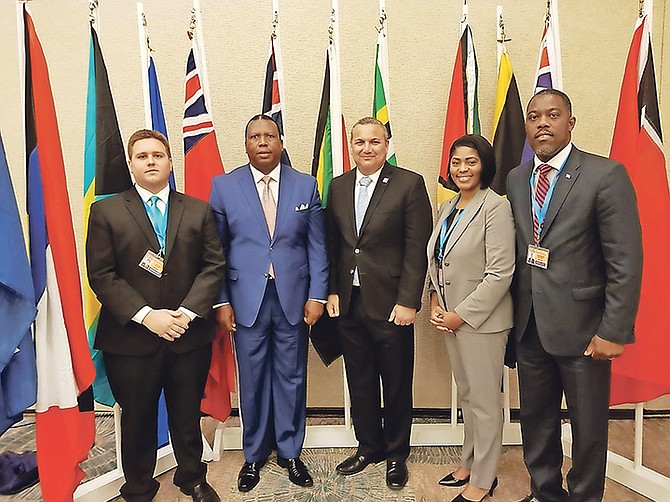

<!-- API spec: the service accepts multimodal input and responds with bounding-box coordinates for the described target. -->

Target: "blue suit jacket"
[210,163,328,327]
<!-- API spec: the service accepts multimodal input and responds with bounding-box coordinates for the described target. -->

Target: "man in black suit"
[326,117,432,489]
[507,90,643,502]
[86,129,225,502]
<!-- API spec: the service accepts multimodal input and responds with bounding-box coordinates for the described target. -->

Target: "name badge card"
[526,244,550,269]
[139,249,164,277]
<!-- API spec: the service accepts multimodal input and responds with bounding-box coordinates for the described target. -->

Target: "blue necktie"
[146,195,167,254]
[355,176,372,235]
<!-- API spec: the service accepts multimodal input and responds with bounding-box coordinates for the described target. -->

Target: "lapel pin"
[382,177,389,184]
[565,173,572,179]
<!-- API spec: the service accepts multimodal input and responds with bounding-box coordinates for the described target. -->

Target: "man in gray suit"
[507,89,643,502]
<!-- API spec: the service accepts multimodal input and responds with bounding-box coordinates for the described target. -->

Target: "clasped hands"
[429,293,464,333]
[326,294,417,326]
[143,309,190,341]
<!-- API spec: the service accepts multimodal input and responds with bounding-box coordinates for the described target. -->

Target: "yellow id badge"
[139,249,164,277]
[526,244,550,269]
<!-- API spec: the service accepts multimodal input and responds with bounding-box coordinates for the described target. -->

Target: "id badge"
[526,244,550,269]
[139,249,164,277]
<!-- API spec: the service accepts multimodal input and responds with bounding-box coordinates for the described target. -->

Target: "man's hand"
[326,294,340,318]
[216,304,237,332]
[143,309,188,341]
[388,304,417,326]
[304,300,325,326]
[584,334,625,360]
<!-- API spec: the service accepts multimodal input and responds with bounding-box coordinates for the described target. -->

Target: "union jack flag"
[262,35,291,165]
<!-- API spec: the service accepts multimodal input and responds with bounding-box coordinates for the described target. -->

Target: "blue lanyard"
[437,198,467,261]
[529,157,568,242]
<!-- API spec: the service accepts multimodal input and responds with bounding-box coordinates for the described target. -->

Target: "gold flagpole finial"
[187,8,196,41]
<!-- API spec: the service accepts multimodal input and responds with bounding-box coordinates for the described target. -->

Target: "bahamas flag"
[0,132,37,436]
[25,7,96,500]
[372,19,397,166]
[84,23,132,407]
[312,43,350,208]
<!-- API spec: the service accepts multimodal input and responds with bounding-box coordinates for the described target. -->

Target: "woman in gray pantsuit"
[427,135,515,502]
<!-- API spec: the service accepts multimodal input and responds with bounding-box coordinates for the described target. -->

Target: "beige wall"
[1,0,668,409]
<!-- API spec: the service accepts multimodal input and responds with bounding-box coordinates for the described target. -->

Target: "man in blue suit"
[210,115,328,493]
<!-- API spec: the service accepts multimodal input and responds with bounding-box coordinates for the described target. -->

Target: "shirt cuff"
[178,307,198,321]
[213,302,230,309]
[309,298,327,304]
[132,306,152,324]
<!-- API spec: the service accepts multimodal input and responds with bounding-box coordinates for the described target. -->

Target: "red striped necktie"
[533,163,553,243]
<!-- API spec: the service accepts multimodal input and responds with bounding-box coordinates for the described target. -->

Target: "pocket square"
[295,203,309,211]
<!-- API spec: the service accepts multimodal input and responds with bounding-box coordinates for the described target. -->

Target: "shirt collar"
[135,183,170,205]
[533,143,573,171]
[355,164,384,186]
[250,163,281,184]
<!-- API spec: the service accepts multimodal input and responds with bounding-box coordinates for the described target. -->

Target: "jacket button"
[349,269,354,275]
[354,248,360,254]
[445,280,451,285]
[269,246,273,251]
[444,262,449,267]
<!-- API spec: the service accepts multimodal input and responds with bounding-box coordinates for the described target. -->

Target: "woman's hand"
[429,293,465,332]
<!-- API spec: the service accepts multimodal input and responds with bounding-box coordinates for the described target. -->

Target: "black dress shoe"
[438,471,470,486]
[277,456,313,487]
[450,477,499,502]
[336,453,385,475]
[386,460,409,489]
[237,459,266,492]
[180,481,220,502]
[517,496,539,502]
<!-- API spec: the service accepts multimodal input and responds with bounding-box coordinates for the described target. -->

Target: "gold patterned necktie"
[261,175,276,277]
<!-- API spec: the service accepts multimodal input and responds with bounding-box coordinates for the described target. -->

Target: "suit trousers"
[516,311,611,502]
[338,287,414,461]
[104,344,211,502]
[445,329,508,489]
[234,280,308,462]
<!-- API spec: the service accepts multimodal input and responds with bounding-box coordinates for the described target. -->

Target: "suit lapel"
[342,170,357,238]
[444,188,487,255]
[540,148,581,243]
[238,165,271,238]
[516,161,535,244]
[124,189,160,250]
[274,164,294,241]
[164,191,184,262]
[358,163,392,239]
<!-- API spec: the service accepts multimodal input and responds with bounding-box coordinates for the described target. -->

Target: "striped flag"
[182,38,234,423]
[522,1,562,162]
[372,23,397,166]
[83,23,132,408]
[24,8,96,500]
[0,132,37,436]
[437,23,480,204]
[491,50,525,195]
[609,14,670,405]
[262,35,291,165]
[312,44,351,208]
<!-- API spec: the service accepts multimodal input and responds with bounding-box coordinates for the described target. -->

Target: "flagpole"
[460,0,468,34]
[136,3,151,129]
[16,1,26,162]
[330,0,343,173]
[548,0,563,90]
[271,0,288,145]
[496,6,503,67]
[193,0,215,122]
[644,0,654,31]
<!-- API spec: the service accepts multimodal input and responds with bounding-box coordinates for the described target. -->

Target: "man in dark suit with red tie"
[326,117,432,489]
[87,129,225,502]
[507,90,643,502]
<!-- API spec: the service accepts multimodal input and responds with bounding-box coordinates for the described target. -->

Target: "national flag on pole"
[609,14,670,405]
[0,132,37,436]
[372,21,397,167]
[84,23,132,408]
[312,44,351,208]
[491,50,524,195]
[147,54,176,190]
[24,7,96,500]
[522,1,562,162]
[182,38,234,422]
[437,22,480,204]
[263,35,291,166]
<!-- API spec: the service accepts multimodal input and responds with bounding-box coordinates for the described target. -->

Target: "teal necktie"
[145,195,167,254]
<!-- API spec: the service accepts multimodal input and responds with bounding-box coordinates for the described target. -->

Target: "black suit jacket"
[506,147,643,356]
[86,188,226,356]
[326,163,433,320]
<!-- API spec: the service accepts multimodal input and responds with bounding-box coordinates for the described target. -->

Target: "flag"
[437,24,480,204]
[84,24,132,409]
[609,15,670,405]
[182,38,234,422]
[491,51,525,195]
[262,35,291,165]
[312,44,351,208]
[24,7,96,500]
[372,24,397,166]
[148,54,176,190]
[521,2,562,162]
[0,132,37,436]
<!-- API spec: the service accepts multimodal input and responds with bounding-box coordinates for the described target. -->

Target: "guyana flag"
[312,43,350,207]
[491,50,524,195]
[373,24,397,166]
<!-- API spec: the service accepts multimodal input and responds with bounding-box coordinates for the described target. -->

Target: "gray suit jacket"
[506,146,643,356]
[427,188,515,334]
